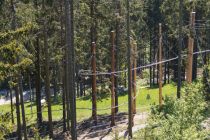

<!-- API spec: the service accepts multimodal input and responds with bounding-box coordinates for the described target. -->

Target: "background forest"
[0,0,210,139]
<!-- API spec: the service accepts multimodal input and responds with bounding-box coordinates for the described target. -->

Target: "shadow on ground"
[5,112,128,140]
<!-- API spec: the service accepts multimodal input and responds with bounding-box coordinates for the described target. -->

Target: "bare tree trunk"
[9,87,14,124]
[69,0,77,138]
[62,60,67,131]
[15,85,22,139]
[33,0,43,127]
[64,0,71,131]
[35,37,42,126]
[59,0,66,132]
[114,0,121,113]
[19,75,28,140]
[42,0,53,138]
[53,66,58,102]
[11,0,22,139]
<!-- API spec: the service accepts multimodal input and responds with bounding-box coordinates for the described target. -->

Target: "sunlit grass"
[0,83,177,123]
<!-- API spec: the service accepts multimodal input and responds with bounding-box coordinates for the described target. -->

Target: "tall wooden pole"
[126,0,133,138]
[186,12,196,83]
[177,0,183,99]
[159,23,163,107]
[133,42,137,114]
[111,31,116,126]
[92,42,97,125]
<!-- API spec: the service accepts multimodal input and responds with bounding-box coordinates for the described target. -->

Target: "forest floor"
[76,112,148,140]
[0,83,177,139]
[30,111,149,140]
[1,82,210,139]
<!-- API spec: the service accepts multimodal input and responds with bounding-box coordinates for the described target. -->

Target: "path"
[77,112,148,140]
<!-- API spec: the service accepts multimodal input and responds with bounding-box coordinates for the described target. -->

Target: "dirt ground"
[38,112,148,140]
[76,112,148,140]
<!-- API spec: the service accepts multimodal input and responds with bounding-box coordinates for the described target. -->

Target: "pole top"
[159,23,162,26]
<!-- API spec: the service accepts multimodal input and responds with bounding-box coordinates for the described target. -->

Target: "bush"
[203,64,210,100]
[142,82,208,140]
[0,112,13,139]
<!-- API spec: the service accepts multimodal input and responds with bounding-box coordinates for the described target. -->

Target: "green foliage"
[0,23,37,43]
[203,64,210,100]
[0,112,13,139]
[145,82,208,140]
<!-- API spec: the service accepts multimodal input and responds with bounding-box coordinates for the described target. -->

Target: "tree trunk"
[114,0,121,113]
[53,66,58,102]
[65,0,77,138]
[149,31,152,87]
[192,40,198,80]
[11,0,22,139]
[42,0,53,138]
[19,75,28,140]
[62,60,67,132]
[15,84,22,139]
[35,37,42,126]
[9,87,14,124]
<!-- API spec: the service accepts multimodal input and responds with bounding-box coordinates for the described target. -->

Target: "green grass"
[0,83,177,124]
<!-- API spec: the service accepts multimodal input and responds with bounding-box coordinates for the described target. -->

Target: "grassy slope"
[0,83,177,123]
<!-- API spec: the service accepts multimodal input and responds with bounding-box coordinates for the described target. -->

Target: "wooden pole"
[133,42,137,114]
[186,12,196,83]
[159,23,163,107]
[92,42,97,125]
[111,31,116,126]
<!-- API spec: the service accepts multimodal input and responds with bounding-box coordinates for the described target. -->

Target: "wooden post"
[91,42,97,125]
[133,42,137,114]
[186,12,196,83]
[159,23,163,107]
[111,31,116,126]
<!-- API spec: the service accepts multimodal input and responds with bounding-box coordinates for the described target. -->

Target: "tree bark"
[64,0,77,138]
[9,87,14,124]
[19,75,28,140]
[11,0,22,139]
[35,37,42,126]
[42,0,53,138]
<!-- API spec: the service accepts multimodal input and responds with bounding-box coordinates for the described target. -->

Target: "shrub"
[203,64,210,100]
[143,82,208,140]
[0,112,13,139]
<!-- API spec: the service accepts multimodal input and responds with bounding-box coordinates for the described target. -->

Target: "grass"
[0,83,177,124]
